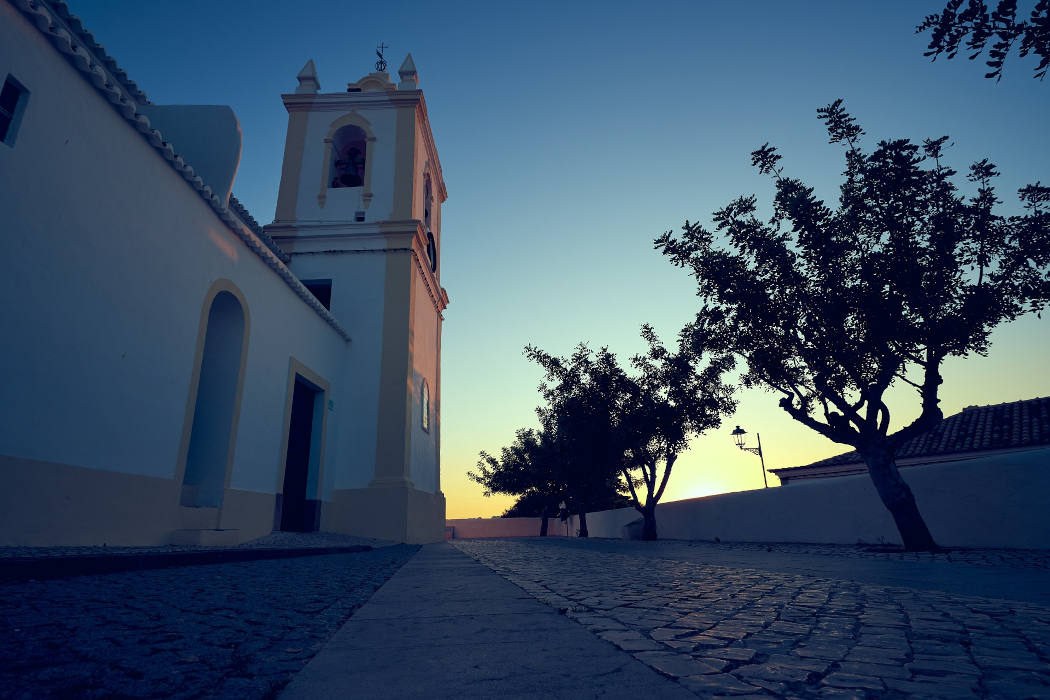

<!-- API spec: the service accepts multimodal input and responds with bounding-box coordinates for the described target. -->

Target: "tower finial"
[398,54,418,89]
[296,59,320,94]
[375,43,388,72]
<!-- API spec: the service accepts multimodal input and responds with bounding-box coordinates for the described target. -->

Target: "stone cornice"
[12,0,349,343]
[291,247,447,316]
[281,91,424,112]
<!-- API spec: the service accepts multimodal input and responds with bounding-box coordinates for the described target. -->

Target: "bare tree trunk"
[577,509,589,538]
[641,505,658,541]
[863,444,939,551]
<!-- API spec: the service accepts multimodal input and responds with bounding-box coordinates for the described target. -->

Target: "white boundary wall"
[580,448,1050,549]
[446,518,571,539]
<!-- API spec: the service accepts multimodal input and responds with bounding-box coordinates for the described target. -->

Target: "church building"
[0,0,449,545]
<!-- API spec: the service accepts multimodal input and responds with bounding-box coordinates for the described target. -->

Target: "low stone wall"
[445,517,570,539]
[582,447,1050,549]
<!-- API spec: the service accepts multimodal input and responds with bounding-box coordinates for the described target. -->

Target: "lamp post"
[731,425,768,488]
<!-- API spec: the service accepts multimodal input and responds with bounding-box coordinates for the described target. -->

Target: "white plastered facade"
[0,0,447,545]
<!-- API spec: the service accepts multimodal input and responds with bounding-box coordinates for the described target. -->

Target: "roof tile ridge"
[36,0,149,104]
[228,195,289,263]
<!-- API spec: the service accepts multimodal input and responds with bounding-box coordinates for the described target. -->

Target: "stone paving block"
[835,660,910,679]
[705,647,758,662]
[983,677,1050,699]
[816,687,868,700]
[907,657,981,676]
[770,620,813,634]
[732,661,817,683]
[677,673,762,695]
[821,671,886,691]
[681,634,730,648]
[883,677,980,698]
[651,626,687,640]
[692,656,731,672]
[972,653,1049,671]
[633,651,724,677]
[664,640,698,652]
[597,630,665,652]
[795,645,850,660]
[844,647,910,664]
[765,653,831,673]
[745,677,790,695]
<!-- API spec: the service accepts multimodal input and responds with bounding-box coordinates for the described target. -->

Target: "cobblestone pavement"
[666,541,1050,570]
[0,531,394,559]
[1,545,417,699]
[453,539,1050,699]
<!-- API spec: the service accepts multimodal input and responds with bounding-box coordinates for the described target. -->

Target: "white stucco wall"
[447,518,570,539]
[408,268,440,493]
[580,448,1050,549]
[287,253,388,491]
[0,5,346,498]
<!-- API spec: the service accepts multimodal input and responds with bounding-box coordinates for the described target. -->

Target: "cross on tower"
[375,43,388,72]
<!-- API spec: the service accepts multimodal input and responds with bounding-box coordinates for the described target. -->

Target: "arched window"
[423,176,433,230]
[330,125,367,188]
[421,378,430,432]
[181,290,247,508]
[426,232,437,273]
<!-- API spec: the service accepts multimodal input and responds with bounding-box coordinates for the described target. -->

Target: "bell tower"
[266,53,449,543]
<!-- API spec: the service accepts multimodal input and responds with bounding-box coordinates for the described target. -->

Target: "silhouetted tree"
[469,426,628,536]
[657,100,1050,551]
[917,0,1050,81]
[617,325,736,540]
[470,428,562,536]
[524,344,631,537]
[527,329,735,541]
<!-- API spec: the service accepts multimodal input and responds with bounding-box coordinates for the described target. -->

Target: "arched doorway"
[181,291,246,508]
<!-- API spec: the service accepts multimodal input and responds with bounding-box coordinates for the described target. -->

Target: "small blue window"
[0,75,29,146]
[421,379,430,432]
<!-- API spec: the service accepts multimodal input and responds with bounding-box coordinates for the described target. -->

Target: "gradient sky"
[71,1,1049,518]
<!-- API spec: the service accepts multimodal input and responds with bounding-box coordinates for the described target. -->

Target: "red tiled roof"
[774,396,1050,473]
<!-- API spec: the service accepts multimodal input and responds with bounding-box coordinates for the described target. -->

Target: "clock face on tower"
[426,232,437,272]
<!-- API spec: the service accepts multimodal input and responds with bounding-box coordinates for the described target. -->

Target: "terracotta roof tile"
[778,396,1050,472]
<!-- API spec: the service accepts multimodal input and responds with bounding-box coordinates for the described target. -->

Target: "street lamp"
[731,425,768,488]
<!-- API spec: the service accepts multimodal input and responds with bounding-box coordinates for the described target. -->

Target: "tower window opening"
[426,232,437,273]
[330,125,367,188]
[0,75,29,146]
[302,279,332,310]
[421,378,430,432]
[423,176,433,230]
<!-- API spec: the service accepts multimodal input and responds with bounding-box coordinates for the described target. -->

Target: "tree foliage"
[917,0,1050,81]
[526,327,735,540]
[656,100,1050,550]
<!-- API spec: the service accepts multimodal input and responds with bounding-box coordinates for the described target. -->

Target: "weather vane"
[375,43,388,72]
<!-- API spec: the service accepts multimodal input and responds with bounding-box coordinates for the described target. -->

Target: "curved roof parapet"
[138,105,242,207]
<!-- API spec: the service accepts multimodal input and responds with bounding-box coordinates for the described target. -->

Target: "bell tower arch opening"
[329,124,367,188]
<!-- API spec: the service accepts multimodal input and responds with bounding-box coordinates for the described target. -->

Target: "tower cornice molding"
[281,91,424,112]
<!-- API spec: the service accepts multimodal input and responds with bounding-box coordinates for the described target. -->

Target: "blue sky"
[72,1,1050,516]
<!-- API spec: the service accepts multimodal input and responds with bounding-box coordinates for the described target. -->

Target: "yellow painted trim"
[0,454,177,546]
[389,106,417,220]
[372,245,414,487]
[275,111,310,221]
[173,279,252,510]
[275,357,331,500]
